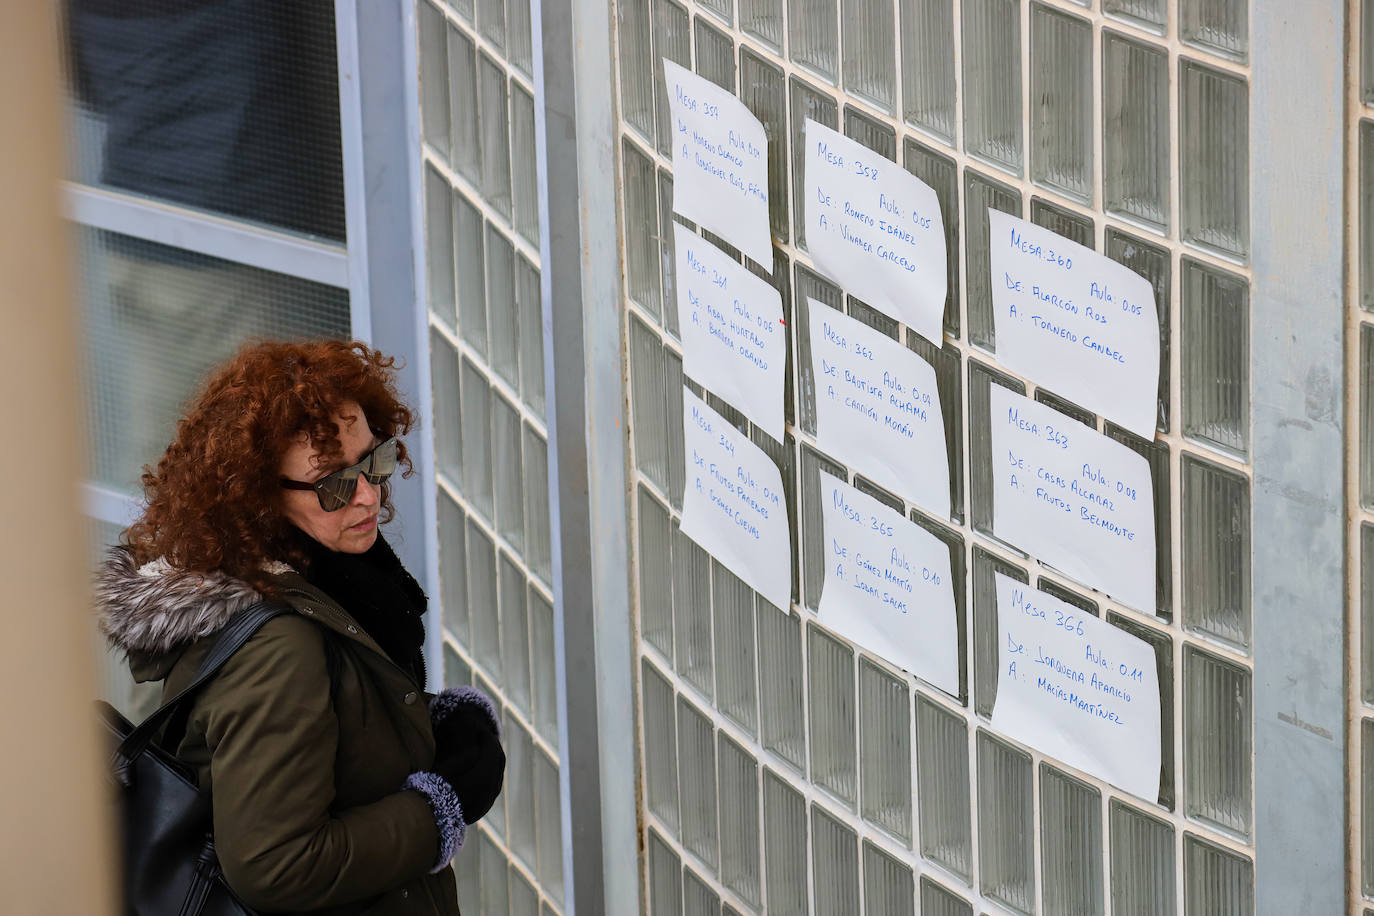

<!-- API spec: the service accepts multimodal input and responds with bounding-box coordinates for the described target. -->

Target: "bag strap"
[112,601,290,785]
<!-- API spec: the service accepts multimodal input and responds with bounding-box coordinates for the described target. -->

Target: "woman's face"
[279,400,382,554]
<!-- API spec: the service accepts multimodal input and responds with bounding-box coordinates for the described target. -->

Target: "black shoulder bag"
[96,602,289,916]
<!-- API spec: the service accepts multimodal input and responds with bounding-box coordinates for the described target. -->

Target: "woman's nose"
[353,475,381,507]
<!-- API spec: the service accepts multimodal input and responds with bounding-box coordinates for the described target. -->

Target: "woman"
[95,340,503,915]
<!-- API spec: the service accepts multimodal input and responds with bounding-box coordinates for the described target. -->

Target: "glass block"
[1037,576,1097,617]
[1183,835,1252,915]
[488,231,519,385]
[915,694,972,877]
[477,832,509,915]
[1030,198,1094,249]
[431,331,463,485]
[684,868,720,916]
[444,642,470,688]
[968,360,1026,537]
[904,336,964,521]
[639,486,675,659]
[515,255,544,417]
[962,0,1022,172]
[812,805,860,913]
[479,0,507,50]
[439,489,468,643]
[699,0,733,25]
[455,834,479,914]
[808,623,857,805]
[742,0,784,48]
[790,76,839,250]
[1365,526,1374,702]
[795,268,843,433]
[643,659,681,829]
[425,166,456,325]
[530,586,557,746]
[1104,0,1166,31]
[506,717,537,868]
[455,193,487,354]
[1182,259,1249,455]
[747,251,797,429]
[789,0,838,80]
[1103,32,1168,229]
[448,25,481,184]
[763,769,809,914]
[419,3,451,157]
[920,877,974,916]
[973,546,1027,716]
[859,659,912,842]
[863,841,914,916]
[535,748,564,902]
[1366,2,1374,104]
[678,696,719,868]
[1183,646,1252,837]
[649,829,683,916]
[508,0,533,72]
[718,734,762,904]
[522,425,552,585]
[713,563,759,734]
[1035,388,1095,432]
[1181,0,1246,59]
[658,174,681,337]
[492,393,525,554]
[1105,229,1171,431]
[1040,765,1103,916]
[740,49,790,243]
[850,297,900,340]
[1110,801,1176,916]
[511,867,538,916]
[1365,720,1374,895]
[695,19,736,92]
[466,520,498,675]
[459,359,495,519]
[757,598,806,771]
[478,54,512,218]
[903,139,960,336]
[629,313,668,488]
[965,170,1023,350]
[1180,61,1249,260]
[801,443,848,609]
[654,0,692,157]
[844,107,898,160]
[1181,454,1251,650]
[620,0,655,142]
[977,730,1035,913]
[1107,613,1173,807]
[510,84,538,244]
[900,0,956,140]
[498,553,530,711]
[1364,124,1374,311]
[842,0,896,112]
[1030,5,1092,201]
[1105,424,1172,619]
[673,523,715,697]
[666,350,687,508]
[624,140,662,317]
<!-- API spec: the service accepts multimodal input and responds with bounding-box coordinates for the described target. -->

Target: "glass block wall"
[613,0,1256,912]
[415,3,563,914]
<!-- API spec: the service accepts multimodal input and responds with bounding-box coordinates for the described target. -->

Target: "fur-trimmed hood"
[95,548,291,681]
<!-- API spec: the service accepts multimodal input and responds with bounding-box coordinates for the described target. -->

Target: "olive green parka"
[96,549,462,915]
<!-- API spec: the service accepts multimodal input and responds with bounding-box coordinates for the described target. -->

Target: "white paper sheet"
[990,573,1161,800]
[817,473,959,695]
[664,60,773,269]
[675,227,786,439]
[988,211,1161,438]
[679,387,791,610]
[802,119,947,345]
[807,300,950,518]
[990,386,1155,612]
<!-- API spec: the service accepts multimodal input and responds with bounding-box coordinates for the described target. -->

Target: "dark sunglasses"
[280,436,399,512]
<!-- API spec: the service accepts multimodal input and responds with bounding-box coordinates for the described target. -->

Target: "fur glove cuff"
[429,685,501,738]
[404,771,467,871]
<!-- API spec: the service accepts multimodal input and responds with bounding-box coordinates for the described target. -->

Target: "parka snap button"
[401,889,409,899]
[404,691,419,705]
[346,624,358,634]
[301,607,314,615]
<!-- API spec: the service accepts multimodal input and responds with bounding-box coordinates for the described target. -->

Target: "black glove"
[428,687,506,824]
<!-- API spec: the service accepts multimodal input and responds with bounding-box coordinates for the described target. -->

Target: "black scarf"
[301,534,427,679]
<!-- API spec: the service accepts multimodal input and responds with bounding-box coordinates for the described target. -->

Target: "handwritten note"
[664,60,772,269]
[990,386,1155,611]
[675,228,786,439]
[817,473,958,694]
[988,211,1160,438]
[680,387,791,610]
[991,573,1161,800]
[803,120,947,345]
[808,300,950,518]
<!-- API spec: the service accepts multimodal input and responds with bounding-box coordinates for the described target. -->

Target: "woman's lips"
[350,515,378,532]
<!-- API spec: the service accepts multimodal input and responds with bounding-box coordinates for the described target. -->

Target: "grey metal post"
[533,0,641,910]
[1252,3,1347,911]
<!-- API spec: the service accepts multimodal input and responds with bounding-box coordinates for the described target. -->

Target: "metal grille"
[613,0,1255,912]
[416,1,562,912]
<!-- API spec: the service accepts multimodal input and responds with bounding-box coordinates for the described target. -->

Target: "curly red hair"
[124,340,416,589]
